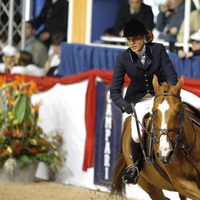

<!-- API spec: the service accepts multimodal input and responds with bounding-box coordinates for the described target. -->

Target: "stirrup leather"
[122,164,139,184]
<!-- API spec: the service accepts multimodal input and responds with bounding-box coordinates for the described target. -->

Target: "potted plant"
[0,76,63,183]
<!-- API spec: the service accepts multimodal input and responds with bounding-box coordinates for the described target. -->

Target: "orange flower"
[7,98,14,106]
[38,138,48,145]
[26,147,38,155]
[0,76,6,88]
[13,76,26,90]
[24,122,32,127]
[0,149,9,158]
[11,142,25,155]
[28,81,37,95]
[12,129,23,138]
[4,129,13,136]
[33,103,40,112]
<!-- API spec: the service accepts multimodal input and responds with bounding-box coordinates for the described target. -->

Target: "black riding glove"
[122,103,134,114]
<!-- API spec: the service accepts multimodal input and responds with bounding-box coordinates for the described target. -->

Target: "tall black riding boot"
[122,140,143,184]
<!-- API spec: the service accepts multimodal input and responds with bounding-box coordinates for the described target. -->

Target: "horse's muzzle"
[157,150,174,164]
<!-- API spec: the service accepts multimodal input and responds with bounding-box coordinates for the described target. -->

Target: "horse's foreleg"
[138,175,170,200]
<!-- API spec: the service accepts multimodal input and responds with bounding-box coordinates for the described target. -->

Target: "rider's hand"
[122,103,134,114]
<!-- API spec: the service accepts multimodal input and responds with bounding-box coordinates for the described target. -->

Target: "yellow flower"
[8,112,12,116]
[13,120,19,125]
[6,147,13,154]
[41,146,46,151]
[9,115,14,120]
[28,139,37,146]
[8,112,14,120]
[54,151,59,157]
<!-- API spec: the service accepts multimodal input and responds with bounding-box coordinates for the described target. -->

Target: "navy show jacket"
[110,43,178,111]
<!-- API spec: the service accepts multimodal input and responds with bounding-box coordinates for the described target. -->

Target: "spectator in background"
[24,21,48,68]
[12,51,45,77]
[156,0,195,45]
[177,9,200,43]
[0,45,17,73]
[178,30,200,58]
[31,0,68,47]
[44,32,64,77]
[106,0,154,36]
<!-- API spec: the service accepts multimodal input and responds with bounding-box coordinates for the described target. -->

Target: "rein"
[131,104,172,183]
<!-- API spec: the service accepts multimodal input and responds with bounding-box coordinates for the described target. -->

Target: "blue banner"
[94,82,122,186]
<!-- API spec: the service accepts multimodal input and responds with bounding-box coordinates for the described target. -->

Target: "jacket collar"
[128,43,153,70]
[129,43,152,62]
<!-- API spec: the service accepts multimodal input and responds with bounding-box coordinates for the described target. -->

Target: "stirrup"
[122,164,139,184]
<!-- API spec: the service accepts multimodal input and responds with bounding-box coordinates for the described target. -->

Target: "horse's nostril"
[157,151,162,159]
[166,150,174,163]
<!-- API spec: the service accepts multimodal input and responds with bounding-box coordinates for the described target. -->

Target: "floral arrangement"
[0,76,63,177]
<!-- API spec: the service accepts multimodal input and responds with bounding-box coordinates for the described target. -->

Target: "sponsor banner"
[94,82,122,186]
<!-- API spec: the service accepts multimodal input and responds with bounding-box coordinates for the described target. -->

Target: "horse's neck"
[181,111,200,156]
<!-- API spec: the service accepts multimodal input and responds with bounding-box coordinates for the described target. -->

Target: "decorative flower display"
[0,76,63,177]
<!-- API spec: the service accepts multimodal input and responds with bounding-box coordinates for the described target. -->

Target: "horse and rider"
[110,18,200,200]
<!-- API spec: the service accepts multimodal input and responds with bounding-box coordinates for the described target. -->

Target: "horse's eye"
[168,131,176,140]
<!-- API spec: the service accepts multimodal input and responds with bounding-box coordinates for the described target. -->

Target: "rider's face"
[128,0,142,13]
[191,40,200,51]
[126,36,145,52]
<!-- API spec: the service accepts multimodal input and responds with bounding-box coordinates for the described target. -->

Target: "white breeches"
[131,90,200,143]
[131,94,154,143]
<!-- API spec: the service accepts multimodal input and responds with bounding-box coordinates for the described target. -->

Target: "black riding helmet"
[123,18,146,37]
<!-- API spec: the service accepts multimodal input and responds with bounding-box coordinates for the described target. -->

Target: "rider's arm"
[110,55,128,112]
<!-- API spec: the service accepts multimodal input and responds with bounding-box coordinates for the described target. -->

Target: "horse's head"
[152,75,184,164]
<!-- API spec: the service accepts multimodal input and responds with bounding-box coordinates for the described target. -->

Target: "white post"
[183,0,191,52]
[67,0,74,43]
[21,0,26,50]
[85,0,93,44]
[8,0,14,46]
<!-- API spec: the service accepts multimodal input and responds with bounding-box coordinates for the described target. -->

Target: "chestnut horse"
[111,76,200,200]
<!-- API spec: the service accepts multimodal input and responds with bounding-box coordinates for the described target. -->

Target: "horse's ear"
[153,75,160,93]
[174,76,184,91]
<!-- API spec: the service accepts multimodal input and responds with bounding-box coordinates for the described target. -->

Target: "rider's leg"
[122,94,153,184]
